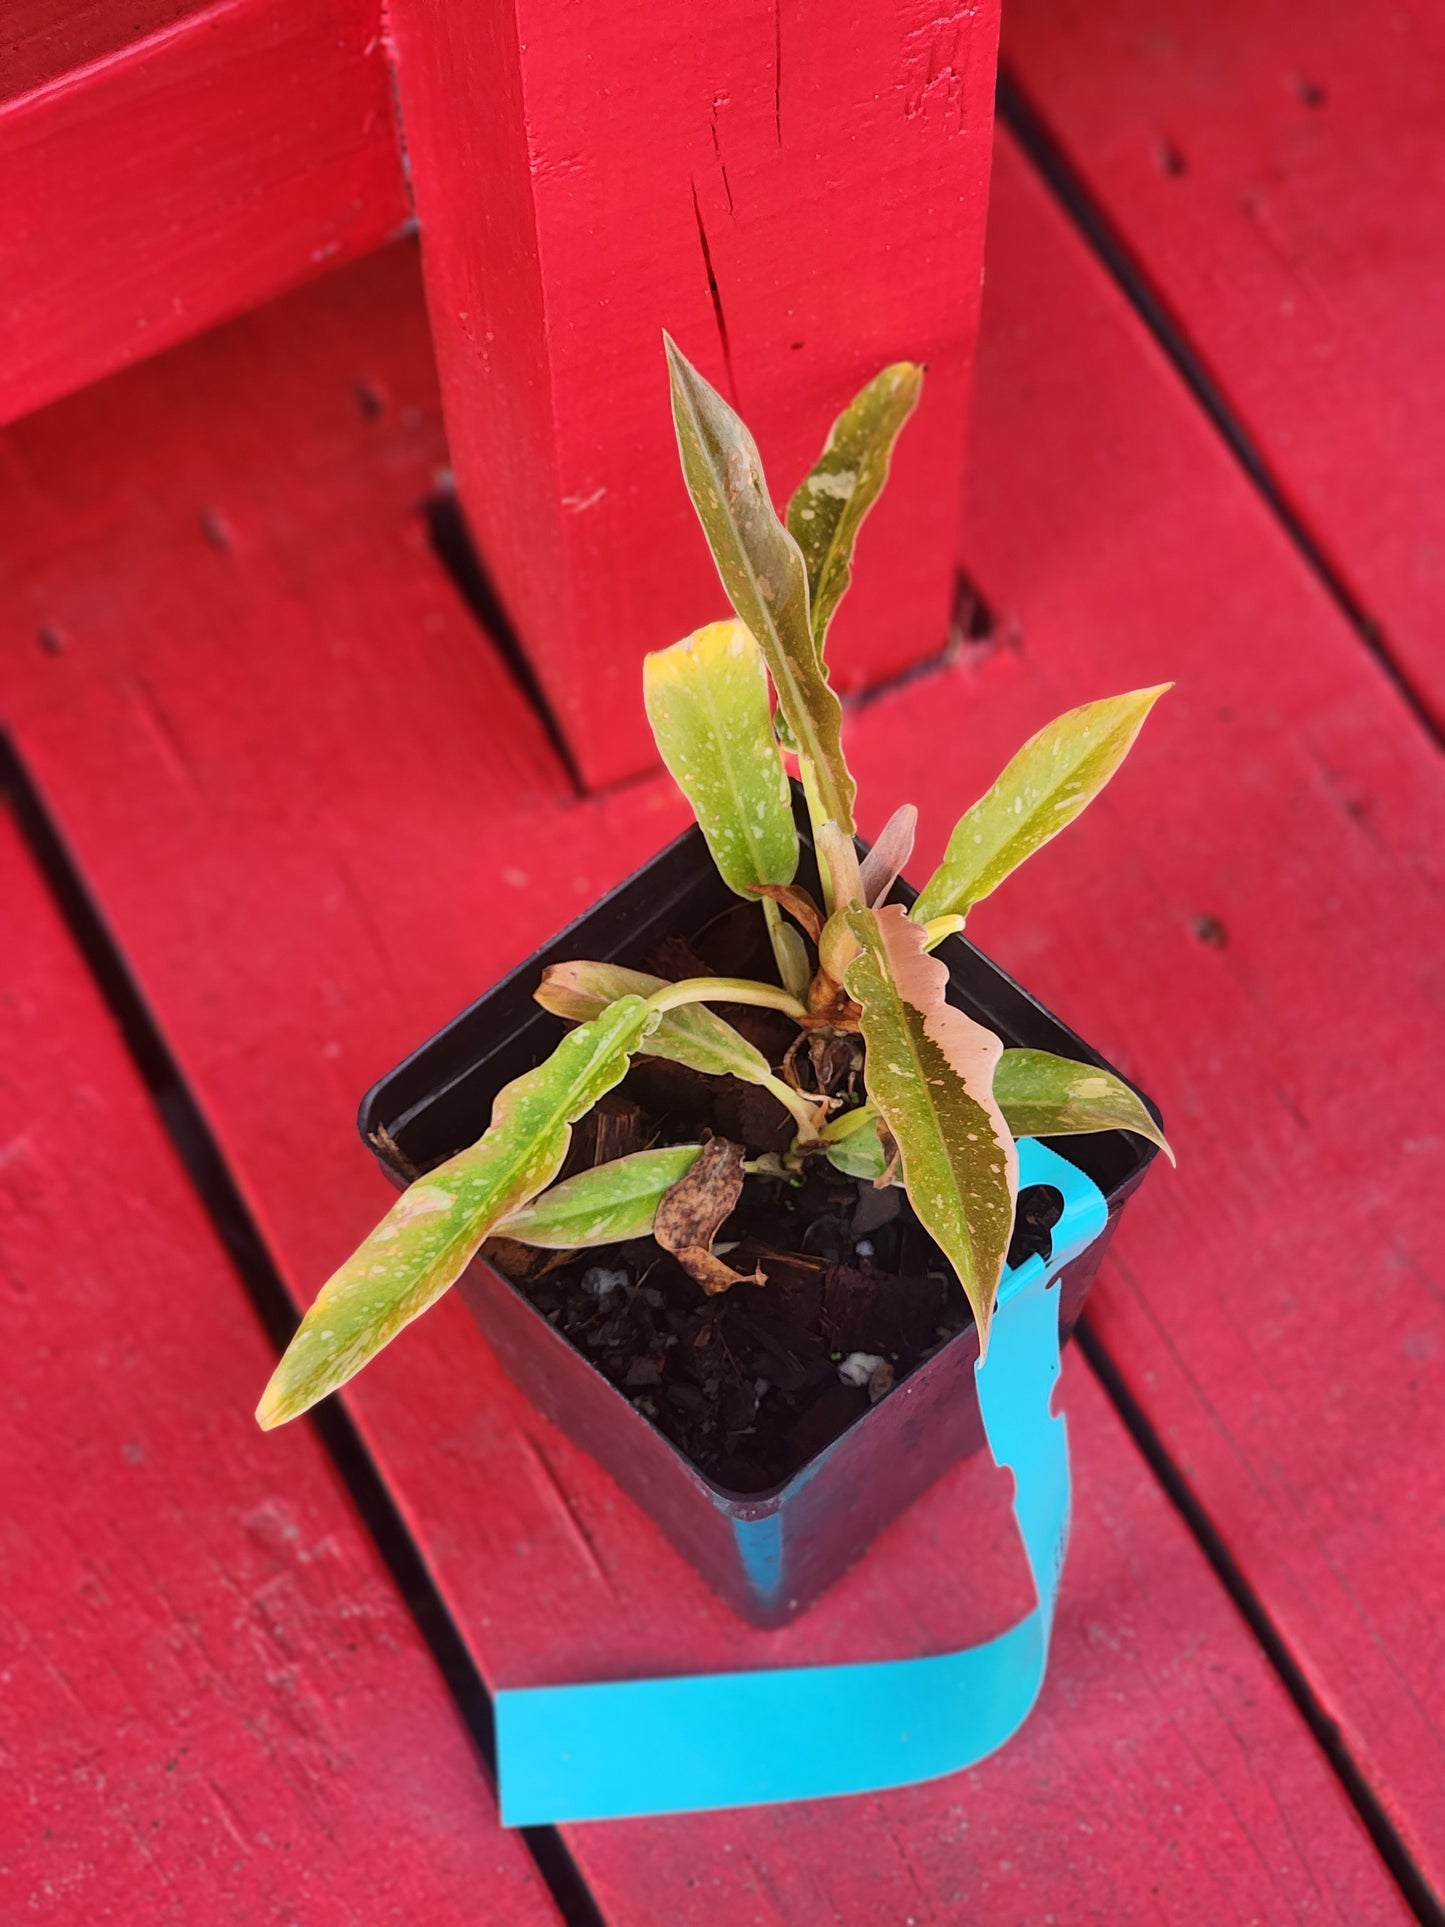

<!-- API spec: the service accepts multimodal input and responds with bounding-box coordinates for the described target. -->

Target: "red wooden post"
[386,0,1003,789]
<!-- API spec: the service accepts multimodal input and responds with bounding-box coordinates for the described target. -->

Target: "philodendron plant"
[257,342,1171,1432]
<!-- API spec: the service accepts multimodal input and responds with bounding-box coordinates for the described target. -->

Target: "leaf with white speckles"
[498,1146,706,1247]
[256,996,657,1427]
[644,619,798,896]
[786,362,923,653]
[665,335,856,833]
[536,960,774,1084]
[845,905,1016,1352]
[912,687,1171,923]
[995,1049,1174,1163]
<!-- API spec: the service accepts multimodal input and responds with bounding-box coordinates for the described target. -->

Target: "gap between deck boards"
[5,672,1435,1927]
[0,738,606,1927]
[996,66,1442,759]
[4,82,1438,1919]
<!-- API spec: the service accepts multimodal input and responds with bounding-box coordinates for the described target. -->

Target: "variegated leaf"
[995,1049,1174,1163]
[499,1146,705,1247]
[825,1053,1172,1174]
[845,905,1016,1351]
[537,959,818,1140]
[858,802,917,908]
[786,362,923,650]
[817,908,861,989]
[912,686,1171,922]
[816,819,864,911]
[664,335,856,833]
[256,997,657,1427]
[536,960,772,1083]
[644,619,798,896]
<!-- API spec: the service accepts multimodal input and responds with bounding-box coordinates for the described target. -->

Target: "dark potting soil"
[486,901,1062,1496]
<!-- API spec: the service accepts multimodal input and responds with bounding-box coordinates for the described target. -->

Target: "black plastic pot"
[360,800,1162,1627]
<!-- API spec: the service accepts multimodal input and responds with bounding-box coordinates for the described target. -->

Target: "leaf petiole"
[921,914,965,951]
[643,975,810,1022]
[639,975,819,1139]
[759,1072,825,1143]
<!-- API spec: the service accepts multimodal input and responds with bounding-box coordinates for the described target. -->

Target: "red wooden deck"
[3,4,1442,1920]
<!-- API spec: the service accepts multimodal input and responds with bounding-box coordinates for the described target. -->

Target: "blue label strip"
[496,1139,1107,1826]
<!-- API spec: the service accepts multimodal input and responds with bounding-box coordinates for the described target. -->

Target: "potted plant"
[257,342,1170,1628]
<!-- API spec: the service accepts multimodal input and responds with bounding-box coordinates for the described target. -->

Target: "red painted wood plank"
[928,133,1445,1897]
[1,0,212,102]
[1001,0,1445,732]
[0,0,409,427]
[387,0,1002,789]
[0,813,556,1922]
[0,245,1410,1917]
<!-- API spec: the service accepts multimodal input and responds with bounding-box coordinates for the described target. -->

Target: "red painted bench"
[2,1,1441,1917]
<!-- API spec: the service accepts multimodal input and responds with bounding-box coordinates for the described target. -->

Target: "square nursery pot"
[360,799,1163,1627]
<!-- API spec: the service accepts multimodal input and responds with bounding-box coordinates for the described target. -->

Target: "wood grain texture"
[1,0,213,102]
[0,240,1412,1919]
[386,0,1002,788]
[0,813,556,1923]
[926,132,1445,1902]
[0,0,409,427]
[1001,0,1445,732]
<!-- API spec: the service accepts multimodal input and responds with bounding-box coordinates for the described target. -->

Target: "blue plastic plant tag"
[496,1139,1107,1826]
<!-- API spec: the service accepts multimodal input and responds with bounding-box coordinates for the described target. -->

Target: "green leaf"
[664,335,856,834]
[787,363,923,651]
[845,905,1016,1352]
[815,820,864,912]
[995,1049,1173,1164]
[644,619,799,896]
[499,1147,705,1247]
[912,686,1171,923]
[535,960,773,1083]
[821,1109,891,1182]
[256,997,656,1428]
[817,1101,879,1147]
[766,910,813,999]
[537,959,819,1142]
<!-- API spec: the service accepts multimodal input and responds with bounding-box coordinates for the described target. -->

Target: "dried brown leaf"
[654,1136,746,1252]
[746,881,824,943]
[675,1246,765,1297]
[653,1137,763,1295]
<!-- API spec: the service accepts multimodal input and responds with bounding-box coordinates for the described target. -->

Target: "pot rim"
[359,800,1162,1505]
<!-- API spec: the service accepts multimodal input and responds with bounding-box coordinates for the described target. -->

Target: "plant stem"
[643,975,810,1022]
[920,913,966,952]
[641,976,820,1140]
[759,1073,824,1143]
